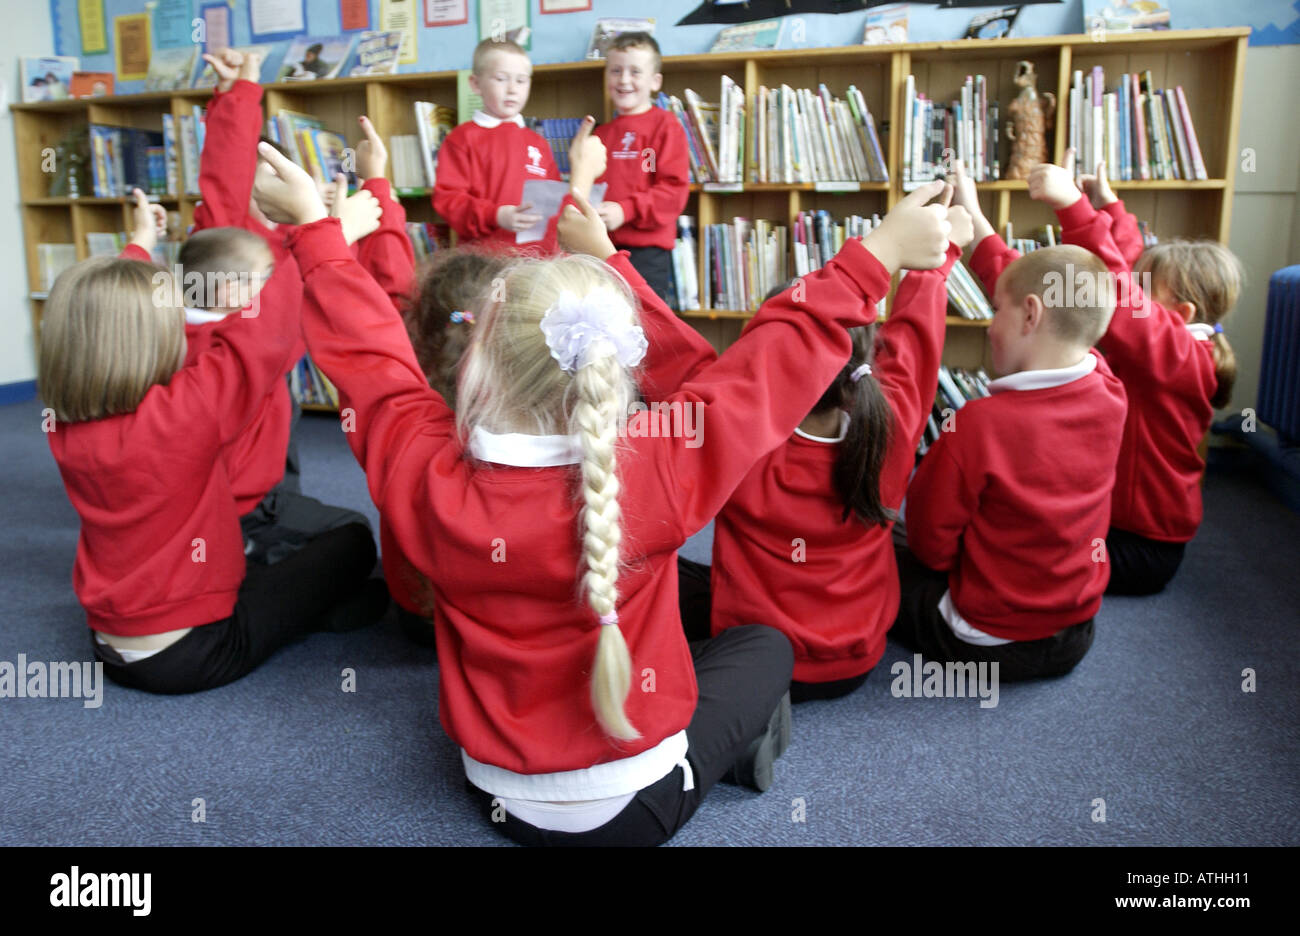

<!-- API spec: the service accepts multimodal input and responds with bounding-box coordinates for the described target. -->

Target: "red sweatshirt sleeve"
[905,428,981,572]
[968,232,1021,298]
[168,254,303,445]
[119,244,152,263]
[620,121,690,234]
[874,243,960,499]
[604,250,716,401]
[1102,200,1144,268]
[1056,196,1202,380]
[356,177,415,313]
[629,237,893,544]
[287,216,455,554]
[192,81,264,233]
[432,131,500,241]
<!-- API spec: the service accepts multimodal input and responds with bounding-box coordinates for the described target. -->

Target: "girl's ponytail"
[1208,331,1237,409]
[833,326,895,527]
[573,352,640,741]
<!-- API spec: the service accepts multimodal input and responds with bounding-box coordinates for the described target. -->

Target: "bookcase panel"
[1121,190,1223,241]
[14,110,89,200]
[87,102,165,132]
[23,206,75,292]
[681,317,744,355]
[71,203,130,260]
[527,73,605,122]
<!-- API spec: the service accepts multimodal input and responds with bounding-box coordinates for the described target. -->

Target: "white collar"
[987,353,1097,394]
[1185,323,1216,341]
[184,307,227,325]
[793,410,850,444]
[468,426,581,467]
[472,110,526,129]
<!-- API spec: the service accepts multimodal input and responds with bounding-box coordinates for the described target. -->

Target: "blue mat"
[2,400,1297,846]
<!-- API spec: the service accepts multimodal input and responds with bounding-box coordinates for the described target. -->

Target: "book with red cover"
[70,72,113,98]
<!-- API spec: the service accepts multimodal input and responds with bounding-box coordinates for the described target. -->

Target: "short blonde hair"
[472,39,529,76]
[457,253,643,742]
[39,257,185,423]
[999,244,1114,347]
[177,228,274,310]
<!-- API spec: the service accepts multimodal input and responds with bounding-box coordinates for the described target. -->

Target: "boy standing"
[892,161,1127,681]
[593,33,690,304]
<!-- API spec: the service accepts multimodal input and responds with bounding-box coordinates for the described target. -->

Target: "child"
[592,33,690,305]
[1035,156,1243,594]
[253,141,952,845]
[894,163,1127,680]
[433,39,583,254]
[706,197,972,702]
[41,188,381,695]
[175,51,380,566]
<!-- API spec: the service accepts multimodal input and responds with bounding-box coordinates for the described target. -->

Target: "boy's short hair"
[608,32,661,73]
[177,228,274,310]
[38,257,185,423]
[405,246,511,408]
[472,39,530,75]
[1000,244,1114,348]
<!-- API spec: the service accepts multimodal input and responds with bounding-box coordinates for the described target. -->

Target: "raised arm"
[1101,200,1144,268]
[193,51,264,232]
[352,116,415,312]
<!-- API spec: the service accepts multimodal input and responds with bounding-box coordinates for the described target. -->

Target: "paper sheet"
[517,180,605,245]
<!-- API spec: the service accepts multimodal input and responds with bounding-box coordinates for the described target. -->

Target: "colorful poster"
[78,0,107,54]
[114,14,151,81]
[199,2,231,54]
[151,0,193,48]
[341,0,370,31]
[380,0,417,63]
[540,0,591,12]
[478,0,529,49]
[249,0,306,41]
[424,0,467,26]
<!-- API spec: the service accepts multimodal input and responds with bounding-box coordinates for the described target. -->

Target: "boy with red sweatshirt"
[433,39,583,254]
[592,33,690,305]
[894,163,1127,680]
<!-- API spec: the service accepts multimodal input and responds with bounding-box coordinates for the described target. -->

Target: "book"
[144,46,198,92]
[191,45,274,88]
[279,35,355,81]
[88,125,166,197]
[345,30,404,76]
[586,18,655,60]
[36,244,76,290]
[69,72,113,98]
[711,19,783,53]
[1082,0,1171,33]
[414,102,456,188]
[864,4,909,44]
[456,70,484,126]
[1175,87,1208,181]
[161,115,179,196]
[21,56,77,102]
[684,89,721,182]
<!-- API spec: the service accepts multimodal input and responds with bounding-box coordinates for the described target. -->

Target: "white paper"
[517,181,606,245]
[250,0,305,38]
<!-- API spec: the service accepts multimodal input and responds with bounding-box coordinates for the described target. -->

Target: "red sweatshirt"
[711,245,959,680]
[906,337,1127,640]
[189,79,305,515]
[48,248,304,636]
[594,107,690,251]
[1101,200,1145,268]
[432,114,567,254]
[289,216,890,778]
[1055,196,1217,542]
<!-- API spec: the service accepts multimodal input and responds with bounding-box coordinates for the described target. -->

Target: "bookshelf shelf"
[11,27,1248,380]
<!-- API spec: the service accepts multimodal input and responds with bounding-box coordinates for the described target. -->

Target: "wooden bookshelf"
[12,27,1249,381]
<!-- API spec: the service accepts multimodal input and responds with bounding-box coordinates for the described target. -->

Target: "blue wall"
[49,0,1300,95]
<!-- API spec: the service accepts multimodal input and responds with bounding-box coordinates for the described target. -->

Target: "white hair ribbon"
[540,288,647,375]
[850,363,873,383]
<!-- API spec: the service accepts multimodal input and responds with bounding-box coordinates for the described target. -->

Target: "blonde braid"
[573,352,639,741]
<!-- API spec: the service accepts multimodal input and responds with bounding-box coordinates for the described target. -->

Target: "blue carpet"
[2,399,1297,846]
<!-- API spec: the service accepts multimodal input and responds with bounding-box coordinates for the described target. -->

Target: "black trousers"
[466,624,794,847]
[891,546,1095,681]
[1104,526,1187,595]
[676,556,869,703]
[93,523,379,694]
[622,245,674,308]
[241,488,371,565]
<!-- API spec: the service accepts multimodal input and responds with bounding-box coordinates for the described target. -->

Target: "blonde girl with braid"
[253,132,953,845]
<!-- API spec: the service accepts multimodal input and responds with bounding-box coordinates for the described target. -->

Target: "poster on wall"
[478,0,530,49]
[250,0,307,42]
[78,0,107,54]
[380,0,419,63]
[341,0,371,31]
[21,56,78,102]
[424,0,467,27]
[198,2,232,55]
[540,0,591,13]
[151,0,194,48]
[114,14,151,81]
[676,0,1062,27]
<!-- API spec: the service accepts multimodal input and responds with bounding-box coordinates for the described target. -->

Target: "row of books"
[88,126,166,197]
[917,366,993,455]
[793,211,882,278]
[1005,222,1060,256]
[528,117,587,179]
[85,229,181,267]
[265,110,347,187]
[947,261,994,320]
[161,106,206,196]
[902,74,1000,187]
[35,244,76,290]
[671,218,701,312]
[290,356,340,409]
[406,222,449,262]
[1069,68,1207,182]
[389,103,457,192]
[703,218,790,312]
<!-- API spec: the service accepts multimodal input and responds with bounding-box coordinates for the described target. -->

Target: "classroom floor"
[2,400,1297,846]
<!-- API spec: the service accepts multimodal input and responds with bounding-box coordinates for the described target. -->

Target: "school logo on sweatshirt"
[613,130,639,160]
[525,145,547,176]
